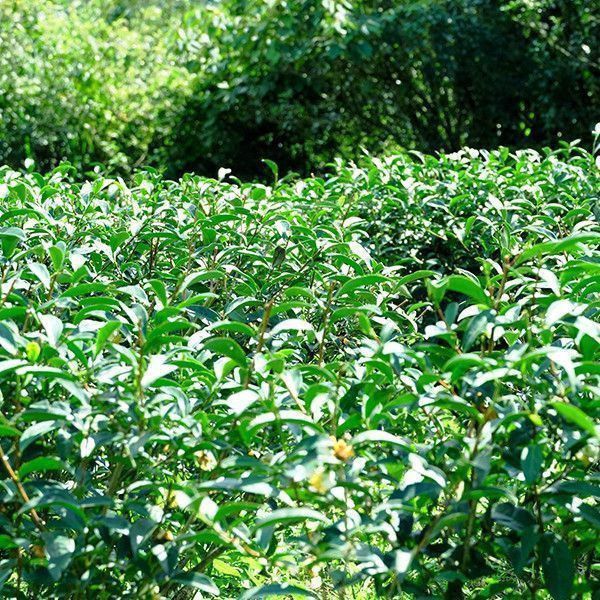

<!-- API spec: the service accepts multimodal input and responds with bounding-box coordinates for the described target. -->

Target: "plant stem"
[317,281,336,366]
[0,445,45,530]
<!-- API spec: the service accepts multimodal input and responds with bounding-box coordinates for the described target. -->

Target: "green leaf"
[226,390,260,416]
[540,535,574,600]
[520,445,543,484]
[39,314,63,346]
[551,481,600,497]
[94,320,121,356]
[208,321,256,337]
[0,425,20,437]
[20,421,61,452]
[397,270,438,287]
[239,583,318,600]
[491,503,535,532]
[0,534,18,549]
[443,353,488,381]
[198,477,292,505]
[552,402,598,436]
[337,275,389,297]
[254,508,329,530]
[29,262,51,289]
[213,558,241,577]
[462,310,493,351]
[60,283,107,298]
[172,572,219,595]
[26,341,41,362]
[0,323,17,355]
[431,396,481,418]
[351,430,411,449]
[262,159,279,183]
[247,410,320,433]
[141,355,178,388]
[18,456,64,479]
[42,533,75,582]
[0,359,27,377]
[0,227,25,257]
[118,285,148,303]
[577,504,600,528]
[204,337,247,367]
[181,270,225,293]
[149,279,168,305]
[268,319,314,338]
[517,233,600,265]
[48,243,66,271]
[272,246,286,268]
[445,274,490,305]
[347,241,372,267]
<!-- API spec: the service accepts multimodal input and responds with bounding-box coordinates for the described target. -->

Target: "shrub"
[1,0,598,178]
[0,0,189,174]
[0,143,598,598]
[163,0,600,178]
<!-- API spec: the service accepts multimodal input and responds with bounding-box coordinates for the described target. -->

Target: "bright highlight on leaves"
[0,144,597,598]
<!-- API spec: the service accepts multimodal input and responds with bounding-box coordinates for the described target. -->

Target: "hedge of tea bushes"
[0,146,598,598]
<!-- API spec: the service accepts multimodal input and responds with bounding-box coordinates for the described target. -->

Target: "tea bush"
[0,144,598,598]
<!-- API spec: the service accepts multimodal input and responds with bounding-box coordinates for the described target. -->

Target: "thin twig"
[0,445,45,530]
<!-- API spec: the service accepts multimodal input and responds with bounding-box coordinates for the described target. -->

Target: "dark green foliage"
[0,144,598,597]
[1,0,598,177]
[167,0,599,177]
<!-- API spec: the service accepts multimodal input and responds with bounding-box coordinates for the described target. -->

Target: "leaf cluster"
[0,145,598,598]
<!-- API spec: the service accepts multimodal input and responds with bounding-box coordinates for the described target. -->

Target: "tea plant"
[0,144,598,598]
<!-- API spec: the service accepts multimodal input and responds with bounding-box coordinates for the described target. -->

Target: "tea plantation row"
[0,145,598,598]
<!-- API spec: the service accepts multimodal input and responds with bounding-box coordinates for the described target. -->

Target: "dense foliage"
[166,0,600,178]
[1,0,598,177]
[0,142,598,598]
[0,0,189,174]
